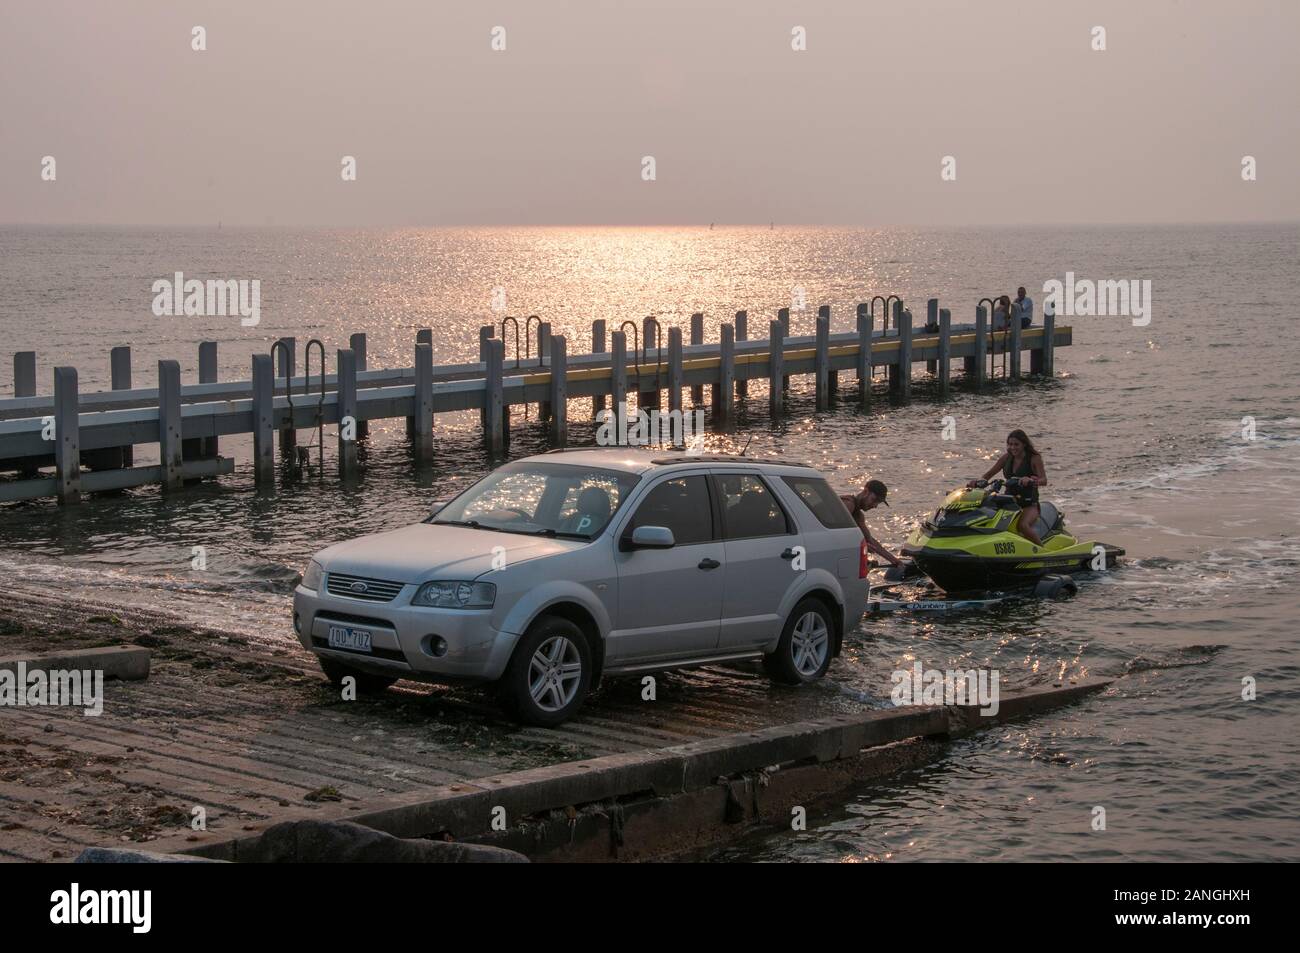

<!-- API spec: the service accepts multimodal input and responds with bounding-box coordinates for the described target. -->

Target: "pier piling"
[769,320,785,414]
[1040,308,1056,377]
[895,309,913,401]
[818,305,836,393]
[778,308,791,392]
[338,348,359,477]
[735,311,748,397]
[856,307,871,409]
[538,322,553,420]
[926,299,939,374]
[251,353,274,484]
[408,330,432,434]
[716,324,735,424]
[814,314,830,410]
[477,326,494,429]
[485,338,505,454]
[110,346,132,390]
[158,360,183,491]
[668,326,683,414]
[591,320,607,417]
[350,333,369,439]
[1010,312,1022,380]
[690,313,704,405]
[275,338,296,457]
[938,308,952,399]
[549,335,568,445]
[537,322,551,366]
[53,367,80,504]
[198,340,217,381]
[887,302,901,392]
[639,316,660,411]
[971,306,988,388]
[611,331,628,415]
[190,341,219,462]
[413,343,434,464]
[111,346,134,467]
[14,352,36,398]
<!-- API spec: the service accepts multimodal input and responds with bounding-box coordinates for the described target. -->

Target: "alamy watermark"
[596,401,705,450]
[1,663,104,716]
[1042,272,1151,327]
[152,272,261,326]
[891,662,1000,716]
[50,884,150,933]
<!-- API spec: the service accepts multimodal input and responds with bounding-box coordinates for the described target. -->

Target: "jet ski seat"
[1029,501,1062,540]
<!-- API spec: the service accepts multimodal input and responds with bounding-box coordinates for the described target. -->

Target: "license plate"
[327,625,372,653]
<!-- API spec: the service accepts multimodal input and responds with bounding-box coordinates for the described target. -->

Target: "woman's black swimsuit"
[1003,454,1039,507]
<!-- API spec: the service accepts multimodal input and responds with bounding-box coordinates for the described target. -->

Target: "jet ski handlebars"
[969,477,1029,491]
[966,477,1032,508]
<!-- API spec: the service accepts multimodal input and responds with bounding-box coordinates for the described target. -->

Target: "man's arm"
[868,530,899,561]
[844,503,900,566]
[863,527,900,566]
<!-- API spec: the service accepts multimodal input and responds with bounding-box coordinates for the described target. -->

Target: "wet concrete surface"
[0,582,873,861]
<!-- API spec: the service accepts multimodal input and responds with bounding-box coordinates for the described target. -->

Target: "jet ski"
[900,478,1124,594]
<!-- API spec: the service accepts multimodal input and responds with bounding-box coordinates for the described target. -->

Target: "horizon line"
[3,219,1298,230]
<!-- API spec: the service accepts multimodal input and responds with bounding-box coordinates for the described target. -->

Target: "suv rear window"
[782,475,857,529]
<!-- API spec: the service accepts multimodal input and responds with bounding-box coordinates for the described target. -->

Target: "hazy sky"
[2,0,1297,226]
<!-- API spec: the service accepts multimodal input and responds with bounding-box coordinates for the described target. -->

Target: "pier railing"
[1,300,1064,503]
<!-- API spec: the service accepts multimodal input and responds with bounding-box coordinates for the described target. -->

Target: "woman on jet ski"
[968,429,1047,545]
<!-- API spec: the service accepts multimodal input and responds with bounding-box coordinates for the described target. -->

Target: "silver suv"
[293,449,870,725]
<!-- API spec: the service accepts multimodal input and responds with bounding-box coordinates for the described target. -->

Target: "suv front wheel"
[499,615,592,727]
[763,598,834,685]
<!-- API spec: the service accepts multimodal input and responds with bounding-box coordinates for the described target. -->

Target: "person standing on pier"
[841,479,901,568]
[1015,286,1034,328]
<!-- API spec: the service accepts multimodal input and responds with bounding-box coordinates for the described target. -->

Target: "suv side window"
[782,475,857,529]
[626,476,714,545]
[714,474,792,539]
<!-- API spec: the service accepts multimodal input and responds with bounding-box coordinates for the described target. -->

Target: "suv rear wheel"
[763,597,834,685]
[498,615,592,727]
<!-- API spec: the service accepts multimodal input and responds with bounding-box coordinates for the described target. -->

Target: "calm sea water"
[2,224,1298,861]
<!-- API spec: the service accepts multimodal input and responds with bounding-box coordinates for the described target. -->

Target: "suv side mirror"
[626,525,675,550]
[429,500,450,516]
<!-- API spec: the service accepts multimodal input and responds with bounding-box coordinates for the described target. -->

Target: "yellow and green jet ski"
[900,478,1124,594]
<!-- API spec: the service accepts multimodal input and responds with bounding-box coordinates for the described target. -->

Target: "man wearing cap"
[840,479,900,568]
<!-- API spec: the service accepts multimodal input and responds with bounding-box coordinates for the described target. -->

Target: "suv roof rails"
[649,454,816,468]
[539,448,818,470]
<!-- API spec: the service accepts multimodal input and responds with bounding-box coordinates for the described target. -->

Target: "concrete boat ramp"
[0,582,1109,862]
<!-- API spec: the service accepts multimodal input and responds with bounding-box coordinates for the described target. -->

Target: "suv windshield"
[431,461,640,540]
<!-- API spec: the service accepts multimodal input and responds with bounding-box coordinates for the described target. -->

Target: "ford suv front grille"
[325,572,406,603]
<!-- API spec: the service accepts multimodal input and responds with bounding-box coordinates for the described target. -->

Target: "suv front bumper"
[292,585,520,683]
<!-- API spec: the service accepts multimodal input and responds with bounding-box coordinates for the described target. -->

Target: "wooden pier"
[0,299,1066,504]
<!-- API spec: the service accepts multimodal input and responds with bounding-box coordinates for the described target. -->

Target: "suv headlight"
[412,580,496,609]
[302,559,324,591]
